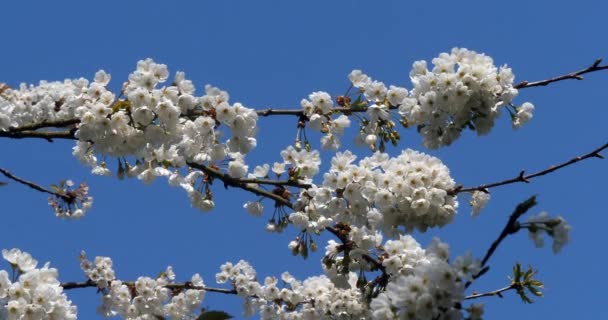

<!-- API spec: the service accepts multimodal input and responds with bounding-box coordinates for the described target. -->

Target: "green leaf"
[196,310,233,320]
[512,262,522,281]
[526,284,543,297]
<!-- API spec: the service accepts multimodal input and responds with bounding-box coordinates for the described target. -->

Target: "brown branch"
[256,108,306,117]
[61,279,237,295]
[0,167,71,201]
[8,119,80,132]
[451,141,607,195]
[0,129,77,142]
[255,106,390,117]
[187,162,294,209]
[515,58,608,89]
[231,177,311,189]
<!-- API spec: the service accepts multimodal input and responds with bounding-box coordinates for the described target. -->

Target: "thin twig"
[61,279,237,295]
[465,196,537,288]
[465,283,518,300]
[515,58,608,89]
[450,142,607,195]
[0,167,70,201]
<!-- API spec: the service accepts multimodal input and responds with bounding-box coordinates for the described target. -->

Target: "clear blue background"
[1,1,607,319]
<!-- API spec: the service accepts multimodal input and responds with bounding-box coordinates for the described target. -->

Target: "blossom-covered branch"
[451,141,607,195]
[60,279,237,295]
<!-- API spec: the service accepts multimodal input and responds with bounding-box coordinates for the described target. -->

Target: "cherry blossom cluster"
[404,48,533,148]
[0,79,88,131]
[291,149,457,235]
[279,146,322,182]
[216,260,370,319]
[300,91,352,150]
[347,70,406,152]
[369,237,479,319]
[80,253,206,319]
[1,58,260,213]
[525,211,572,253]
[0,249,77,319]
[47,179,93,219]
[221,235,483,319]
[295,48,534,151]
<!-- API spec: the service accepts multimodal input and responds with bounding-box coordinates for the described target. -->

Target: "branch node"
[593,58,603,68]
[518,170,529,183]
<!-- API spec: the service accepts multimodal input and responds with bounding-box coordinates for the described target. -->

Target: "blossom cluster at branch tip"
[526,211,572,253]
[47,179,93,219]
[298,48,535,151]
[402,48,534,148]
[80,252,205,319]
[0,249,77,319]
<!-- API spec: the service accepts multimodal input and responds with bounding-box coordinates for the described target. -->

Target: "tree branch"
[515,58,608,89]
[61,279,238,295]
[0,167,71,201]
[0,129,77,142]
[451,141,607,195]
[230,177,311,189]
[465,196,537,288]
[187,162,294,209]
[8,119,80,132]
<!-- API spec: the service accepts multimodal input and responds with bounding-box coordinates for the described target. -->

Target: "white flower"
[513,102,534,129]
[0,270,10,299]
[253,164,270,178]
[349,69,371,88]
[469,191,490,217]
[272,162,286,176]
[244,201,264,217]
[551,216,572,253]
[2,248,21,265]
[364,81,387,102]
[452,251,481,281]
[387,85,408,106]
[527,211,572,253]
[228,159,248,178]
[468,303,484,320]
[94,70,111,86]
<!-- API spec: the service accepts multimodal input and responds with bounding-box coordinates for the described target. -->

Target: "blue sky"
[1,1,607,319]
